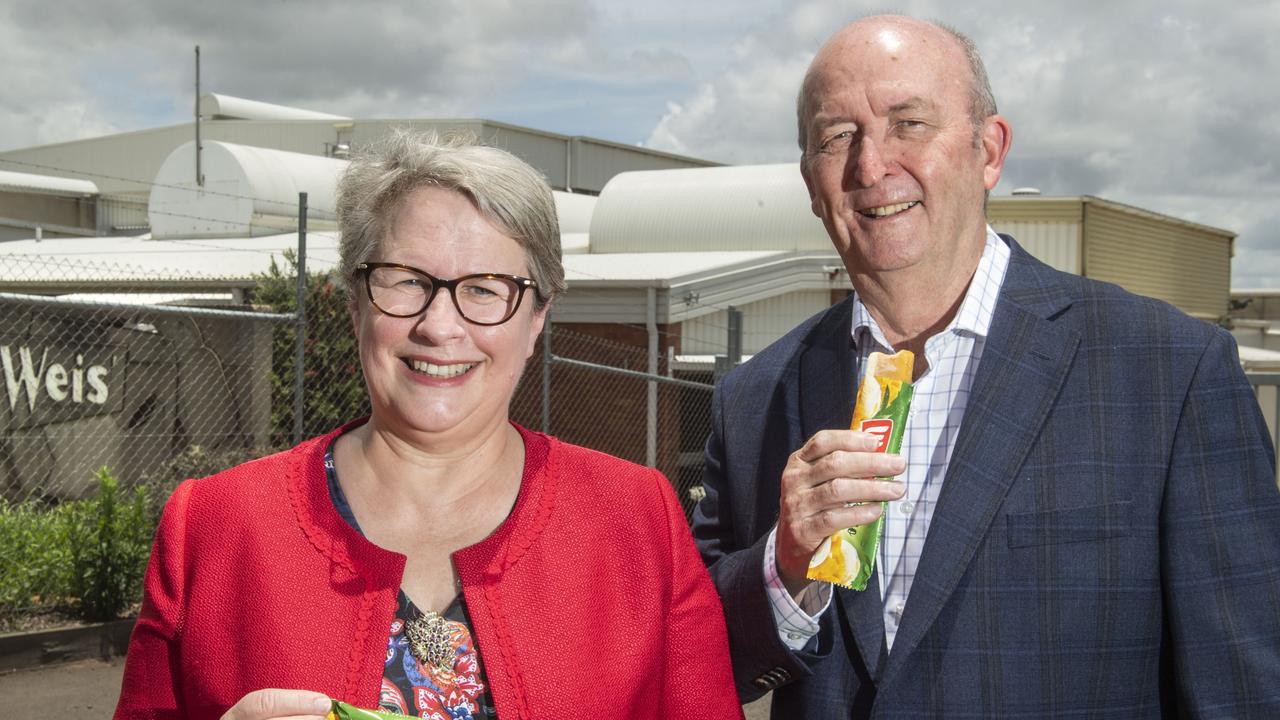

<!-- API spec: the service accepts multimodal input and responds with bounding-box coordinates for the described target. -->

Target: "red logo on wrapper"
[860,418,894,452]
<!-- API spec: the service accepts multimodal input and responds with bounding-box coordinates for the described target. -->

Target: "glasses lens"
[455,275,520,324]
[367,266,431,316]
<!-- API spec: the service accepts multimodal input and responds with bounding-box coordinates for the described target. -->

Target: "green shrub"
[66,467,154,622]
[0,498,77,612]
[253,251,368,444]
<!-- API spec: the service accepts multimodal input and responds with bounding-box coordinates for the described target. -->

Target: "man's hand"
[776,429,907,597]
[220,689,332,720]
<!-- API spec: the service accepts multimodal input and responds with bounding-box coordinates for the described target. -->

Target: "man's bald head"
[796,15,997,155]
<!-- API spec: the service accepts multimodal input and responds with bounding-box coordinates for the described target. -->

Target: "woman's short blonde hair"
[337,130,566,309]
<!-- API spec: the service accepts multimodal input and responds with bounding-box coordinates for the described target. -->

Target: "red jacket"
[114,423,742,719]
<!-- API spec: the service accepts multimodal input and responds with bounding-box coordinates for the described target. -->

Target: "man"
[693,14,1280,718]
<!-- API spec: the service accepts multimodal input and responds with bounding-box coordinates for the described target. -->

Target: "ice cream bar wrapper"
[806,349,914,591]
[328,700,415,720]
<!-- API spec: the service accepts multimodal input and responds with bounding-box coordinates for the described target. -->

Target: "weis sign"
[2,344,110,413]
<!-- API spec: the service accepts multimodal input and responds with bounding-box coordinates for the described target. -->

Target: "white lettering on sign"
[1,345,109,412]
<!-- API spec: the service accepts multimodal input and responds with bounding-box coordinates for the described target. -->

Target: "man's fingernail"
[314,697,333,714]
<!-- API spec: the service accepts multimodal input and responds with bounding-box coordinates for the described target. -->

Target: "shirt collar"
[850,226,1011,350]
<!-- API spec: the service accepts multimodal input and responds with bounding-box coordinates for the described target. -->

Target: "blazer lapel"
[796,296,888,677]
[797,297,856,442]
[880,242,1082,685]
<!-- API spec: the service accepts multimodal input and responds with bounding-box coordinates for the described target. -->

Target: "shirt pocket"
[1006,500,1132,549]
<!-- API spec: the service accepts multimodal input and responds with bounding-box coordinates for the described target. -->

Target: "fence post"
[647,286,658,468]
[714,306,744,384]
[293,192,307,445]
[727,306,743,367]
[542,313,552,433]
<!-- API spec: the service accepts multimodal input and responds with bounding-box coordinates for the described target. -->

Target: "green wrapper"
[328,700,415,720]
[841,381,912,590]
[806,351,914,591]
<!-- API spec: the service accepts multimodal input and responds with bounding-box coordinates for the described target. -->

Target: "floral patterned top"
[325,448,498,719]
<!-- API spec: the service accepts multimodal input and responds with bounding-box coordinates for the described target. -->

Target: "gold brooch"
[404,610,455,675]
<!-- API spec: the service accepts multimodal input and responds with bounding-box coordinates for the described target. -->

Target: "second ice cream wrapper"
[806,349,913,591]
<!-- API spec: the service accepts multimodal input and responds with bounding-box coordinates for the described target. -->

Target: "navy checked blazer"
[693,236,1280,718]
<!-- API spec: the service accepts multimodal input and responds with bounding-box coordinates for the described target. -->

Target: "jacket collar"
[284,419,557,590]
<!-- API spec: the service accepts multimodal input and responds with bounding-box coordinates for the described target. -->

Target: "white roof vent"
[199,93,351,122]
[0,169,98,196]
[1011,187,1042,196]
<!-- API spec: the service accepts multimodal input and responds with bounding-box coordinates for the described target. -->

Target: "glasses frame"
[356,262,538,326]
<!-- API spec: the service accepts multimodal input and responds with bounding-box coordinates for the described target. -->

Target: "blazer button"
[752,667,791,690]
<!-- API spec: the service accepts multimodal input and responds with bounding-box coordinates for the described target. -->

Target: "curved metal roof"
[148,140,597,242]
[588,163,830,254]
[149,140,345,238]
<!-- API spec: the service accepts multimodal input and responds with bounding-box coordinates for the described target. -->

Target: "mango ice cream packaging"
[806,349,914,591]
[329,700,415,720]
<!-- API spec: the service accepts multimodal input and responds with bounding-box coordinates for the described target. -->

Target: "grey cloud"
[646,0,1280,286]
[0,0,600,144]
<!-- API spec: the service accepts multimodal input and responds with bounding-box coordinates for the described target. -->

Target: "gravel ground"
[7,656,771,719]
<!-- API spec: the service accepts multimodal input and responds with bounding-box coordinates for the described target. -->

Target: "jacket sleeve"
[1161,328,1280,713]
[693,380,819,702]
[113,479,195,720]
[654,467,745,719]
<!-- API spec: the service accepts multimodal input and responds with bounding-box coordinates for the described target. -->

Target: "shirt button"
[900,501,915,515]
[895,602,906,617]
[787,632,803,642]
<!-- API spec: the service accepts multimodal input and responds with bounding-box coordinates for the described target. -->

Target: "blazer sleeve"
[694,380,820,702]
[1161,328,1280,713]
[653,467,744,719]
[113,479,195,720]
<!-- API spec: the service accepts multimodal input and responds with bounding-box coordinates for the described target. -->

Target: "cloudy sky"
[2,0,1277,287]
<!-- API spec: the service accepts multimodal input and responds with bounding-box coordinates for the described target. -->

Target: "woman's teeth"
[409,360,475,378]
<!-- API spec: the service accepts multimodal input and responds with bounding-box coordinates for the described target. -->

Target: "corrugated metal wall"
[570,137,712,194]
[987,219,1081,274]
[681,290,831,355]
[987,197,1082,274]
[1083,200,1233,319]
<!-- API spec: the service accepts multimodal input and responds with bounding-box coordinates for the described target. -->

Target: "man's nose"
[847,137,888,189]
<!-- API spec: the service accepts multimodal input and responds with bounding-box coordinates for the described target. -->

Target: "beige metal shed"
[988,195,1235,321]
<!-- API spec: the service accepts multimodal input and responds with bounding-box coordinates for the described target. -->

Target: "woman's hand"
[220,689,332,720]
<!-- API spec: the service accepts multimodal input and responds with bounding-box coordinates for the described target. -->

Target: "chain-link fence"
[0,244,722,625]
[511,326,715,518]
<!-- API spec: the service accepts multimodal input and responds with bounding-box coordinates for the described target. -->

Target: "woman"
[114,132,742,720]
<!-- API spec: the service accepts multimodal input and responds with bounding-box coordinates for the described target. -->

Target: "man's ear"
[800,159,822,218]
[981,114,1013,191]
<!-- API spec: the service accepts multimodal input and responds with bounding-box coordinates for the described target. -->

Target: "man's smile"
[858,201,919,219]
